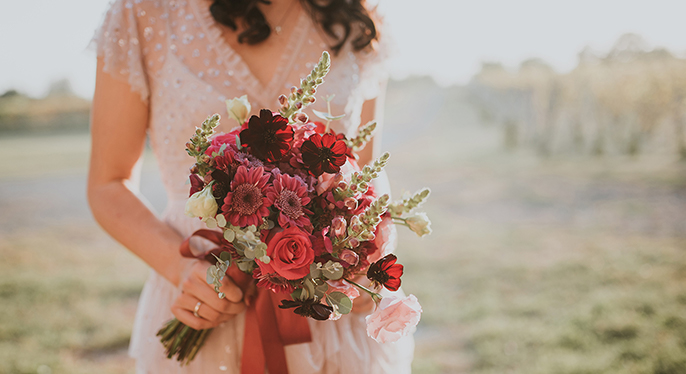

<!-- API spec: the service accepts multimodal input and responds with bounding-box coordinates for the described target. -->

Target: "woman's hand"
[171,261,246,330]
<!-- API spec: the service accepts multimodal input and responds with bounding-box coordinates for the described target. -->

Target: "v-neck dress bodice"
[93,1,413,373]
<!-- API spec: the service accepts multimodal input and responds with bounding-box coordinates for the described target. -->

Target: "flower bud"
[296,113,309,123]
[349,237,360,248]
[295,102,303,109]
[278,94,288,106]
[405,212,432,237]
[339,249,359,266]
[343,197,358,211]
[309,97,316,103]
[226,95,251,124]
[360,231,376,241]
[184,184,218,219]
[291,86,298,94]
[332,216,347,238]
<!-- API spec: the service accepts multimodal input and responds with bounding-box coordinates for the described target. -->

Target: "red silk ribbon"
[180,229,312,374]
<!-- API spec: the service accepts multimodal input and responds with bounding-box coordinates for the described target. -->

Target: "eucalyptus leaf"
[206,267,216,284]
[219,251,231,262]
[314,282,329,299]
[291,288,304,301]
[326,291,352,315]
[303,278,316,299]
[224,229,235,242]
[312,109,345,122]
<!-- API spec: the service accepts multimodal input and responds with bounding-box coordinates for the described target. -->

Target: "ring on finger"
[193,301,202,318]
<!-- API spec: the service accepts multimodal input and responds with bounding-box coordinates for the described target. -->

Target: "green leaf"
[326,292,352,315]
[314,282,329,299]
[312,109,345,122]
[219,251,231,262]
[291,288,304,301]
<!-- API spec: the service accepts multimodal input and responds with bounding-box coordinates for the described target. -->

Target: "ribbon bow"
[180,229,312,374]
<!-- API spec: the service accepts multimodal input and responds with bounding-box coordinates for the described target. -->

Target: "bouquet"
[158,51,432,366]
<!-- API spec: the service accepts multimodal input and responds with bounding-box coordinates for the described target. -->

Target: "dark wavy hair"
[209,0,379,55]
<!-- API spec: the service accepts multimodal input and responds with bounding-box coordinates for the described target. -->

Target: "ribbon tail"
[241,300,266,374]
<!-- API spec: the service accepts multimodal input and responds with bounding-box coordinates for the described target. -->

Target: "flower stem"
[344,278,381,300]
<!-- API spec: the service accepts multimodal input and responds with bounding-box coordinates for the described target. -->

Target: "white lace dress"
[92,0,414,373]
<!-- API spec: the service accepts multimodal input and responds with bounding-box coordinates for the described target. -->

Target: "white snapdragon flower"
[226,95,251,124]
[184,184,218,219]
[405,212,432,237]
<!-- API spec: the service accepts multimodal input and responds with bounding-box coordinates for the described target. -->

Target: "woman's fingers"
[171,293,218,330]
[183,275,246,316]
[215,270,244,303]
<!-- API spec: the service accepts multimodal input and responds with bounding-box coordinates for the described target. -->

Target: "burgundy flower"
[300,133,347,176]
[367,254,404,292]
[313,121,354,159]
[240,109,294,162]
[221,165,272,227]
[189,174,204,197]
[253,267,295,294]
[264,174,313,229]
[279,298,333,321]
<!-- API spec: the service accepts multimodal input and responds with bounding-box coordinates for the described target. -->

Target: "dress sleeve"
[90,0,150,103]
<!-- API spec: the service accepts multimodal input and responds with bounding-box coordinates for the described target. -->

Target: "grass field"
[1,81,686,373]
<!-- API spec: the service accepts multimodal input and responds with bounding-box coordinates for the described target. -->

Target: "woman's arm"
[88,57,244,328]
[88,57,187,285]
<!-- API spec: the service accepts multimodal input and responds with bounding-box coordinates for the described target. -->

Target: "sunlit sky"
[1,0,685,98]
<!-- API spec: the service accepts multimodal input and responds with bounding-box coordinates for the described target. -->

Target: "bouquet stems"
[157,318,212,365]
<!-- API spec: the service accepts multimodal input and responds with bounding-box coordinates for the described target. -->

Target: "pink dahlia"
[265,174,313,229]
[222,165,271,227]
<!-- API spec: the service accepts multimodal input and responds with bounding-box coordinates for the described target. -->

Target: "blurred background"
[2,0,686,373]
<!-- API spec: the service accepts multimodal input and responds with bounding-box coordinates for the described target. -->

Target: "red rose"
[259,227,314,280]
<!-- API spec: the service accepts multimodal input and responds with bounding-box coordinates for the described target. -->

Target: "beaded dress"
[92,0,413,373]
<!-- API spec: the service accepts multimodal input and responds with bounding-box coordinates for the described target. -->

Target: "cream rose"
[405,212,432,237]
[225,95,251,124]
[184,184,218,219]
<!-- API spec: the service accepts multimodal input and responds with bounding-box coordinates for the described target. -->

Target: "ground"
[1,79,685,373]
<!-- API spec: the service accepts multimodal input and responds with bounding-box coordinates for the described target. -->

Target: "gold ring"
[193,301,202,318]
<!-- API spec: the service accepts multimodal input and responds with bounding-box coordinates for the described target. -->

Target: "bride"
[88,0,414,372]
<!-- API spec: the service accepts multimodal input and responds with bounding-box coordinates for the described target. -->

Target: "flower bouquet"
[157,51,431,366]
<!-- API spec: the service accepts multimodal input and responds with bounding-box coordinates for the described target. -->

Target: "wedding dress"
[92,0,414,373]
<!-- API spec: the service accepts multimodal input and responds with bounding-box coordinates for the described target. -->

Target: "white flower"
[405,212,432,237]
[226,95,251,124]
[184,184,218,219]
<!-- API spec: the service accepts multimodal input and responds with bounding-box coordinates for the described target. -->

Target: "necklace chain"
[272,1,297,35]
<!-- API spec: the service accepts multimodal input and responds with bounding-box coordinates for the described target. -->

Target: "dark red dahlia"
[279,298,333,321]
[188,174,204,197]
[313,122,354,159]
[300,133,347,176]
[366,254,404,292]
[240,109,294,162]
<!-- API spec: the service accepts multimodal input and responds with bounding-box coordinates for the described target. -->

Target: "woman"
[88,0,413,372]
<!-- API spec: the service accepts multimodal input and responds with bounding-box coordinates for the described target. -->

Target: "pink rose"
[260,227,314,280]
[365,294,422,343]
